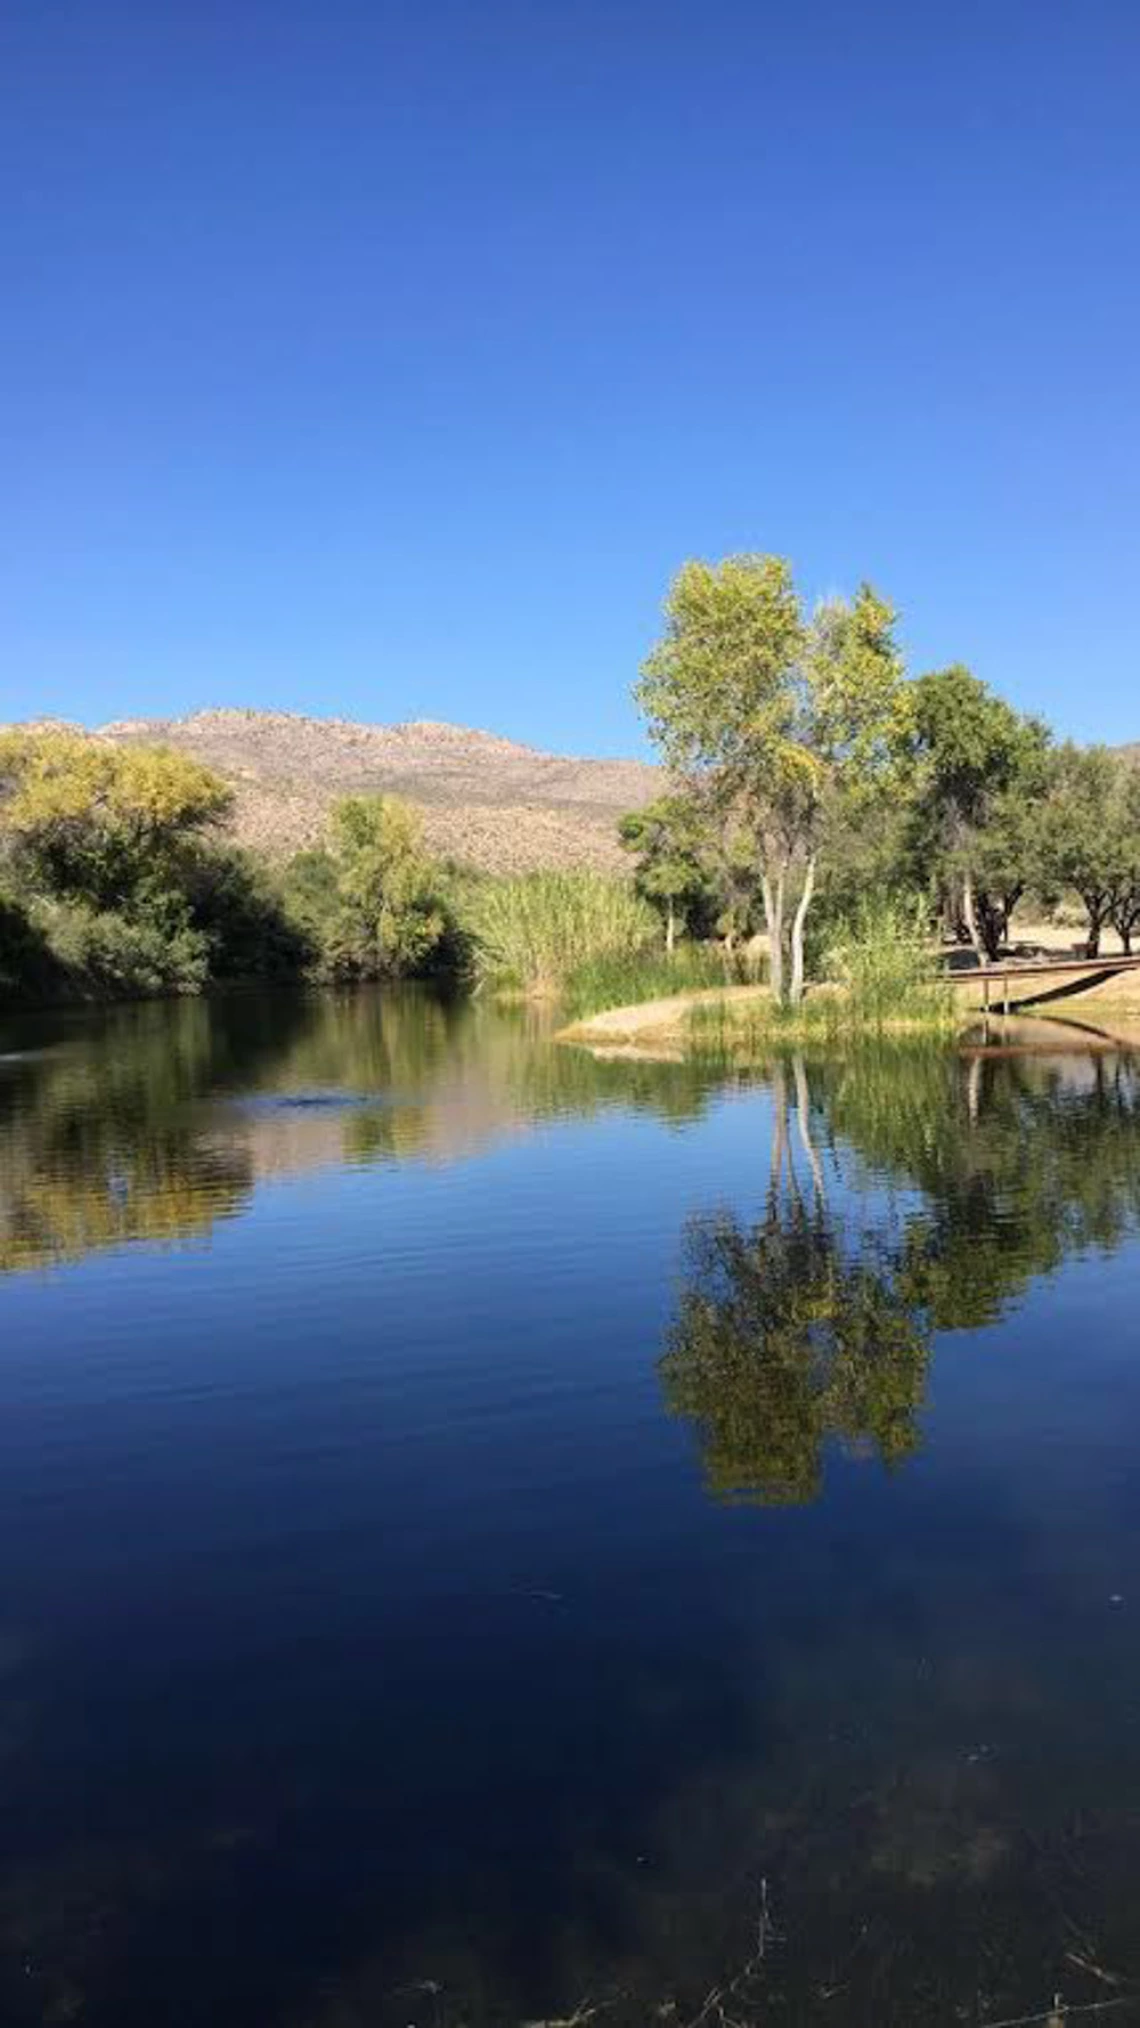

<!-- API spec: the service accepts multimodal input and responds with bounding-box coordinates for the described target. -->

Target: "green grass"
[825,894,953,1027]
[685,987,958,1062]
[684,899,956,1060]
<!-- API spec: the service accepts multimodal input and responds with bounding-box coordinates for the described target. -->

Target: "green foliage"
[826,893,950,1028]
[905,666,1051,956]
[0,731,313,1001]
[31,898,211,996]
[559,941,751,1023]
[684,898,952,1058]
[636,554,807,788]
[0,890,66,999]
[462,869,658,995]
[908,665,1033,826]
[1038,744,1140,955]
[283,795,452,982]
[618,794,716,947]
[183,843,313,978]
[635,557,909,1003]
[0,729,231,910]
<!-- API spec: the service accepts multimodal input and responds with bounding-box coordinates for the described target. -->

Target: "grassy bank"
[559,901,959,1055]
[558,944,760,1022]
[684,983,959,1059]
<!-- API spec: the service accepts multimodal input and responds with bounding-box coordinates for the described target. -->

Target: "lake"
[2,988,1140,2027]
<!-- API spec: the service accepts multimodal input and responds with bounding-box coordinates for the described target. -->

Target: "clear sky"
[2,1,1138,753]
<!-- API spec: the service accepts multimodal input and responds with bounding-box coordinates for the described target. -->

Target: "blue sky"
[2,1,1138,753]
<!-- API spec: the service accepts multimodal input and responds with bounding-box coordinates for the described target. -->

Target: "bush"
[0,890,66,999]
[34,899,211,997]
[182,843,313,979]
[281,797,454,982]
[560,942,751,1022]
[461,870,658,996]
[825,893,946,1025]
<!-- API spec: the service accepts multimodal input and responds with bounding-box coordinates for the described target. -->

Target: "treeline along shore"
[3,552,1139,1022]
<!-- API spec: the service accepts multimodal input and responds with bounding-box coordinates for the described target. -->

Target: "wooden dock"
[944,952,1140,1013]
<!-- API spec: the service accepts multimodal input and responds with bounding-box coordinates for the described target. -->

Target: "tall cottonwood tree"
[635,555,908,1004]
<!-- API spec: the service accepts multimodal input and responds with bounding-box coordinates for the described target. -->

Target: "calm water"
[3,990,1140,2027]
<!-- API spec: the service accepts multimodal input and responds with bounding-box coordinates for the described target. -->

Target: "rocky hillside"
[93,710,659,873]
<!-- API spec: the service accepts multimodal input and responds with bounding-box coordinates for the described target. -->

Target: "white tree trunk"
[762,869,786,1005]
[962,870,984,962]
[789,856,817,1007]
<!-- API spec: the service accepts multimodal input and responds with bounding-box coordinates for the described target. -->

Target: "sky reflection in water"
[2,990,1140,2026]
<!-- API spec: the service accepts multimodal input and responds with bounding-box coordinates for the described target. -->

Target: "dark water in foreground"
[3,990,1140,2027]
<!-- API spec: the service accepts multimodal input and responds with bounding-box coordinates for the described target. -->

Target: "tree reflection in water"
[661,1039,1140,1505]
[661,1057,931,1504]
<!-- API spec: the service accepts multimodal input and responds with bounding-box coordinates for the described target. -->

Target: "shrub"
[0,890,65,999]
[34,899,211,997]
[826,893,947,1026]
[282,796,453,982]
[182,843,313,979]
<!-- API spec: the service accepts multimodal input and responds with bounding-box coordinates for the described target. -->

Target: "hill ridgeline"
[22,709,662,874]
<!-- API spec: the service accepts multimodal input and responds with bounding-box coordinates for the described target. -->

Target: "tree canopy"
[0,729,231,909]
[286,794,452,981]
[904,666,1051,958]
[635,557,909,1001]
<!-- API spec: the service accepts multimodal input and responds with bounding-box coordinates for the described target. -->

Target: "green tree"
[636,557,908,1004]
[1039,744,1129,958]
[181,842,313,978]
[287,794,450,980]
[1106,764,1140,954]
[0,729,231,910]
[618,794,713,952]
[906,667,1049,960]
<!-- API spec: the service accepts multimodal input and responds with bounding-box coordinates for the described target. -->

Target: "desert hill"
[86,709,660,874]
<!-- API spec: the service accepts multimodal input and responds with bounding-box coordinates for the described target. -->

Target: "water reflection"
[0,989,717,1274]
[662,1202,929,1506]
[5,999,1140,2026]
[820,1040,1140,1325]
[661,1044,1140,1504]
[0,1000,259,1271]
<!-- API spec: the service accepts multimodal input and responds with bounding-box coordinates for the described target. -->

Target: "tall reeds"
[463,871,659,996]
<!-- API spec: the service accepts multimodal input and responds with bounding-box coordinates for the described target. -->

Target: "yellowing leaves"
[0,730,231,841]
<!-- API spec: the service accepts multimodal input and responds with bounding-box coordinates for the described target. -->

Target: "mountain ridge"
[9,708,660,874]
